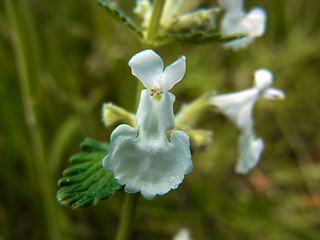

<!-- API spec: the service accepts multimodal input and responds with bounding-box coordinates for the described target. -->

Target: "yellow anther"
[150,86,163,96]
[150,88,156,96]
[157,89,164,95]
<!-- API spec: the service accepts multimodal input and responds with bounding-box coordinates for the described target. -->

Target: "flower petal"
[236,131,264,174]
[158,92,176,132]
[136,90,175,139]
[243,7,267,37]
[220,11,245,36]
[210,88,259,131]
[162,55,186,92]
[220,2,266,50]
[103,126,192,200]
[262,88,286,100]
[223,37,254,50]
[254,68,273,91]
[102,124,138,170]
[136,90,153,130]
[173,228,192,240]
[219,0,244,11]
[128,49,164,89]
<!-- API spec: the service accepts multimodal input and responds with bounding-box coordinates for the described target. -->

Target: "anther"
[150,88,156,96]
[150,86,164,96]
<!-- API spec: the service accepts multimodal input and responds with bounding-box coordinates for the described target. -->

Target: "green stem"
[145,0,166,40]
[115,194,139,240]
[4,1,62,239]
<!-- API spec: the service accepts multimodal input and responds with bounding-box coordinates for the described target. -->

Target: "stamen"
[150,85,164,96]
[150,88,156,96]
[157,89,164,95]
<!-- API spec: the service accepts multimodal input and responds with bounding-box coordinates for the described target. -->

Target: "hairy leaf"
[56,138,123,208]
[158,32,246,44]
[95,0,143,38]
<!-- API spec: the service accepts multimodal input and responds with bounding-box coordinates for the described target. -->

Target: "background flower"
[211,69,285,173]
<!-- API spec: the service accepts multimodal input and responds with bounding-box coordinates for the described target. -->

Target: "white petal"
[128,49,164,89]
[220,11,246,36]
[136,90,153,130]
[236,131,264,174]
[243,7,267,37]
[219,0,243,11]
[210,89,259,131]
[220,3,266,50]
[102,124,137,170]
[158,92,176,132]
[136,90,175,140]
[103,126,192,200]
[254,68,273,91]
[162,55,186,92]
[223,37,254,50]
[173,229,192,240]
[262,88,286,100]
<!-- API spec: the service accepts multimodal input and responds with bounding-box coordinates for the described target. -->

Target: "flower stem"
[4,1,62,239]
[115,194,139,240]
[145,0,166,40]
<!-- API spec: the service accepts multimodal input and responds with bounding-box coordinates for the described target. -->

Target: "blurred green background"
[1,0,320,239]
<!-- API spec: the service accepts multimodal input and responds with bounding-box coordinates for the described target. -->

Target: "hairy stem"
[145,0,166,40]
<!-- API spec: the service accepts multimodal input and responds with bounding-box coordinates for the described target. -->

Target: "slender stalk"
[4,1,62,239]
[145,0,166,40]
[115,194,139,240]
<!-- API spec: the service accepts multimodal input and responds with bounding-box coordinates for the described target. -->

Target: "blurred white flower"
[219,0,267,50]
[103,49,193,200]
[173,228,192,240]
[134,0,152,28]
[210,69,285,173]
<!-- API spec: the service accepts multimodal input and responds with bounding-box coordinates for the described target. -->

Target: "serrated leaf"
[95,0,143,38]
[157,31,246,44]
[56,138,123,208]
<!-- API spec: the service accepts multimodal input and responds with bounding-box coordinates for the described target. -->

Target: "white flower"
[103,49,193,200]
[210,69,285,173]
[173,228,192,240]
[219,0,267,50]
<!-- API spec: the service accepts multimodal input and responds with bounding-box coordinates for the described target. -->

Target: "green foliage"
[95,0,143,38]
[95,0,244,45]
[157,32,245,44]
[56,139,123,208]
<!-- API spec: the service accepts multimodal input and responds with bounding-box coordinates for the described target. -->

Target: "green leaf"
[157,31,246,44]
[56,138,123,208]
[95,0,143,38]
